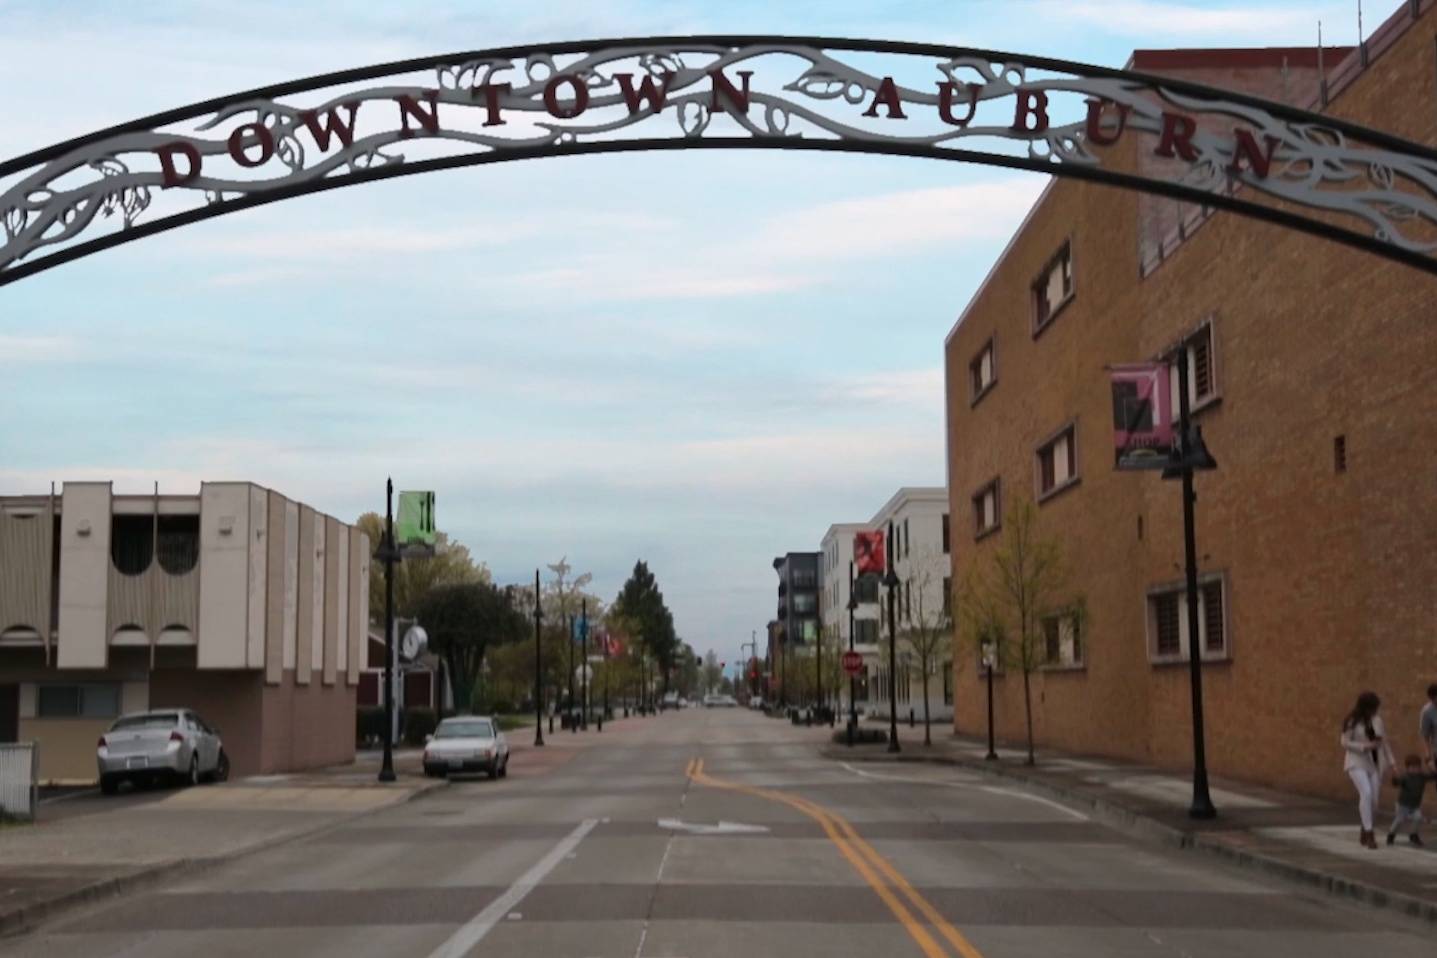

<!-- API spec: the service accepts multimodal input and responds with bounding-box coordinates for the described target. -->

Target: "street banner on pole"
[396,491,437,548]
[571,617,588,642]
[1110,364,1174,470]
[853,530,886,575]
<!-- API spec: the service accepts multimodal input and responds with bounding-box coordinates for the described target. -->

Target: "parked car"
[97,709,229,794]
[422,716,510,779]
[660,692,680,711]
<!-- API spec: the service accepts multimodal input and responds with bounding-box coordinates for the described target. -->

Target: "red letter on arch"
[615,73,670,114]
[475,83,511,126]
[227,122,275,168]
[1084,99,1130,146]
[862,77,907,119]
[1155,111,1199,161]
[1228,129,1281,179]
[1011,88,1049,133]
[155,142,201,188]
[709,69,754,114]
[299,103,360,151]
[543,75,591,119]
[395,91,440,139]
[937,82,979,127]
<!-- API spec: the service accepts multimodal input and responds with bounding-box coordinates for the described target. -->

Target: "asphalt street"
[2,708,1432,957]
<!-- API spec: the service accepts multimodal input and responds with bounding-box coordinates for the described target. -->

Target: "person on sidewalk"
[1385,754,1437,847]
[1341,691,1395,849]
[1420,683,1437,767]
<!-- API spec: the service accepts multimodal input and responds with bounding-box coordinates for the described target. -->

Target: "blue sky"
[0,0,1366,666]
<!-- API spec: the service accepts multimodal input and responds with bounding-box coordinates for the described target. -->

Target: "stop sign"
[841,651,864,676]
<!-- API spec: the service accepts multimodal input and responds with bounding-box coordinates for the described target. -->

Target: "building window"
[1147,576,1228,663]
[855,619,879,644]
[157,515,199,575]
[942,576,952,620]
[970,337,996,403]
[855,574,879,604]
[1032,240,1074,336]
[942,662,954,705]
[1041,612,1083,668]
[1334,435,1347,474]
[110,515,153,576]
[792,568,817,589]
[36,683,120,718]
[941,513,950,554]
[1036,425,1078,500]
[1168,321,1218,419]
[793,592,816,614]
[904,579,912,621]
[972,479,1001,539]
[904,518,910,558]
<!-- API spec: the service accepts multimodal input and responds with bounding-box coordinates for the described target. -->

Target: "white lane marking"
[656,817,770,835]
[38,788,98,804]
[425,818,597,958]
[839,762,1089,822]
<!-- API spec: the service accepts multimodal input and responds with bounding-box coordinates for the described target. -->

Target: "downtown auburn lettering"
[152,69,1283,188]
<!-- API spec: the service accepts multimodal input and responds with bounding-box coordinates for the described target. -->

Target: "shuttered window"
[1037,426,1077,498]
[1149,577,1229,661]
[1032,241,1074,335]
[1153,593,1181,657]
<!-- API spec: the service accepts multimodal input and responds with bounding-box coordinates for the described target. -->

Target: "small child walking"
[1386,755,1437,847]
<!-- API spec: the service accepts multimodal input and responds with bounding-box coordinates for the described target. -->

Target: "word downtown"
[152,68,1285,186]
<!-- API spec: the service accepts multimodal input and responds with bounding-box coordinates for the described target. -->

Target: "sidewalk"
[820,731,1437,925]
[0,754,442,937]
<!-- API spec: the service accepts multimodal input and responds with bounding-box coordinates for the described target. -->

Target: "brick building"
[944,3,1437,802]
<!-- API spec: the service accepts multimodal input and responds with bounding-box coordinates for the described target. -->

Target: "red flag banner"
[853,530,886,576]
[1110,363,1174,470]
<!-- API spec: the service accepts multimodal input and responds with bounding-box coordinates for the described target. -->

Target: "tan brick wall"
[946,9,1437,803]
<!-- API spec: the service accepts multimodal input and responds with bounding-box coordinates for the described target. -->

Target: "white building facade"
[822,488,954,725]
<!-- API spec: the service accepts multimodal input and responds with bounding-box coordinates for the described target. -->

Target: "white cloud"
[0,335,88,363]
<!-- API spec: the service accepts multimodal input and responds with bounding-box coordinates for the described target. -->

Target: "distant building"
[771,552,819,704]
[0,481,367,783]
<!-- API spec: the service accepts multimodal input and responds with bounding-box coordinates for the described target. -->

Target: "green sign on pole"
[396,491,436,549]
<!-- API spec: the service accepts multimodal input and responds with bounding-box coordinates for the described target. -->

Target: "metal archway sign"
[4,35,1437,286]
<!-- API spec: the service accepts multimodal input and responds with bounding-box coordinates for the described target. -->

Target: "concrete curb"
[820,746,1437,927]
[0,777,447,939]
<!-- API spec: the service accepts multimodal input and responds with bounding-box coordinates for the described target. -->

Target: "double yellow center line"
[685,758,986,958]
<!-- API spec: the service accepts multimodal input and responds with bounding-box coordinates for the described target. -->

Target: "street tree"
[899,550,953,747]
[958,497,1079,765]
[355,513,489,622]
[612,561,679,694]
[411,580,528,715]
[701,650,723,695]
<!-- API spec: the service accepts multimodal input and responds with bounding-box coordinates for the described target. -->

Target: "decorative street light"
[847,564,858,749]
[884,566,900,754]
[1161,341,1220,821]
[532,568,544,748]
[377,477,400,784]
[981,636,997,761]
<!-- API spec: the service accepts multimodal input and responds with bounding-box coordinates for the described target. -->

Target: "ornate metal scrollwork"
[3,37,1437,285]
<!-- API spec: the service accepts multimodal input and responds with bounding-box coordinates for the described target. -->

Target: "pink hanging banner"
[1110,363,1174,471]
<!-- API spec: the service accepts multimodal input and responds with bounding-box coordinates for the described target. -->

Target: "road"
[2,708,1431,957]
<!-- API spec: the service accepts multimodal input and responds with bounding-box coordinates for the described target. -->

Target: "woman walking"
[1342,691,1396,848]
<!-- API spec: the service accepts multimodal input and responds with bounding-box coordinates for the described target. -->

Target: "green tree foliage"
[957,497,1078,765]
[611,561,679,694]
[411,581,527,715]
[355,513,489,623]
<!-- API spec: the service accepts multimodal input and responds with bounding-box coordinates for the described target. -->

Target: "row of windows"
[969,324,1218,540]
[978,575,1229,672]
[867,662,957,706]
[110,515,200,576]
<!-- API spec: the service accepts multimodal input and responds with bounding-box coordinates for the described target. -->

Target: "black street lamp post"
[598,622,607,732]
[884,567,900,754]
[580,600,589,731]
[847,562,858,748]
[981,637,997,760]
[377,478,400,783]
[532,569,544,748]
[1163,343,1219,820]
[567,614,576,734]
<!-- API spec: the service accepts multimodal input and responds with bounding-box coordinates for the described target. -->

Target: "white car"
[422,716,510,779]
[97,709,229,794]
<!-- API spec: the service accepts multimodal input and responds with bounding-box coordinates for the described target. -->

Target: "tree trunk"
[1021,664,1035,765]
[922,670,932,746]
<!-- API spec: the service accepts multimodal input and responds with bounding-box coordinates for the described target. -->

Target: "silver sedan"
[422,716,510,779]
[96,709,229,794]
